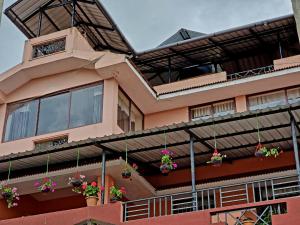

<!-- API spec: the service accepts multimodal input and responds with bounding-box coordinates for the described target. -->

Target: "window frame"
[117,88,144,132]
[2,81,104,142]
[189,98,236,121]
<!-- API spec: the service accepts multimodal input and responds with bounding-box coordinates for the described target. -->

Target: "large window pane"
[117,91,130,132]
[70,85,103,128]
[4,100,38,141]
[37,93,70,135]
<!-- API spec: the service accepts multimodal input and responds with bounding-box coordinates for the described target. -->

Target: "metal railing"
[227,65,274,81]
[123,174,300,221]
[213,203,287,225]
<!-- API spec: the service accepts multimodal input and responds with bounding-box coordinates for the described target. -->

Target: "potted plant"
[160,149,177,175]
[82,181,99,206]
[68,173,86,193]
[0,184,20,208]
[110,186,126,202]
[243,217,255,225]
[207,149,226,167]
[34,177,57,193]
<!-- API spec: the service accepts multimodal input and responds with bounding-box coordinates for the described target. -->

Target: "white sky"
[0,0,293,73]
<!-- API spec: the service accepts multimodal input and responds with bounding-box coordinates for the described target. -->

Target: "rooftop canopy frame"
[4,0,134,54]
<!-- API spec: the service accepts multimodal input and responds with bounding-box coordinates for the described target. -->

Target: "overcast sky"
[0,0,293,73]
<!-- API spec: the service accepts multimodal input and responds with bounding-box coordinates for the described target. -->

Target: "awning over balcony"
[5,0,133,54]
[0,102,300,180]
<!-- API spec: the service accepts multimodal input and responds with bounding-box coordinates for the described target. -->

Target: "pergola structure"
[1,103,300,205]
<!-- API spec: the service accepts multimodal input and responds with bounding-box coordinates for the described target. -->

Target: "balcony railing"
[123,174,300,221]
[32,37,66,59]
[227,65,274,81]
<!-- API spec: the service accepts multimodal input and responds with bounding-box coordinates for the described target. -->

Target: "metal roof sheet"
[1,102,299,178]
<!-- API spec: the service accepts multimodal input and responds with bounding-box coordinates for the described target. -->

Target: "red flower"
[82,183,87,190]
[91,182,97,187]
[120,187,126,194]
[100,186,105,191]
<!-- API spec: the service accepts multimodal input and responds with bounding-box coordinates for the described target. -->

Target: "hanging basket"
[121,169,132,179]
[69,173,86,188]
[211,159,222,167]
[207,149,226,167]
[255,143,267,158]
[1,191,12,200]
[160,164,171,176]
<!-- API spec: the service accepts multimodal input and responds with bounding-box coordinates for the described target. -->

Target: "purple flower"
[172,163,178,169]
[161,149,170,155]
[34,181,40,187]
[52,182,57,187]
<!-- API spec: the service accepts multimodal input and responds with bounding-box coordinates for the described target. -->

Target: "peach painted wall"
[146,151,295,189]
[144,107,189,129]
[0,70,120,156]
[235,95,247,112]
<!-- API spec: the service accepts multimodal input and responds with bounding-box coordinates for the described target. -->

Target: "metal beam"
[185,129,214,151]
[22,0,56,23]
[42,11,60,31]
[101,150,106,205]
[76,21,114,31]
[189,136,197,211]
[291,115,300,182]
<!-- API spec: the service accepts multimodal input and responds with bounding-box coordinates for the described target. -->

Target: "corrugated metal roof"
[1,102,300,177]
[4,0,133,54]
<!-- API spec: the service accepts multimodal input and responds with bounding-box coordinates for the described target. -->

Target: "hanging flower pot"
[160,163,171,176]
[207,149,226,167]
[82,181,100,206]
[34,177,56,193]
[0,184,20,208]
[68,173,86,193]
[121,168,132,179]
[255,143,267,158]
[160,149,177,175]
[86,196,98,206]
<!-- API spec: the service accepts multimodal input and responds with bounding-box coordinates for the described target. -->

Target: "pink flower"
[100,186,105,191]
[82,183,87,190]
[13,203,18,207]
[161,149,170,155]
[34,181,40,187]
[16,197,20,201]
[172,163,178,169]
[12,187,17,193]
[120,187,126,194]
[91,182,97,187]
[52,182,57,187]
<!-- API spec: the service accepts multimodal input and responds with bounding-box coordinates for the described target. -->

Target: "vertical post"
[291,118,300,182]
[278,33,283,59]
[37,9,43,36]
[189,135,197,211]
[101,150,106,205]
[71,0,76,27]
[168,57,172,83]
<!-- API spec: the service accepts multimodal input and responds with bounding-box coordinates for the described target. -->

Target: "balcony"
[123,172,299,222]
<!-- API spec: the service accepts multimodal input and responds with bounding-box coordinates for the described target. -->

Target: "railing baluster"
[170,195,173,215]
[258,182,262,202]
[148,199,151,218]
[153,198,156,217]
[245,184,249,203]
[124,202,127,222]
[213,189,216,208]
[265,180,268,200]
[165,196,167,216]
[252,182,256,203]
[202,190,204,209]
[159,197,162,216]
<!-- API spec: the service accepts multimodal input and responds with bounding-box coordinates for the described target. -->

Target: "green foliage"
[82,182,99,197]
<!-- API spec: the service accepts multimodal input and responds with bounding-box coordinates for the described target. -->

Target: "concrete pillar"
[235,96,247,113]
[292,0,300,42]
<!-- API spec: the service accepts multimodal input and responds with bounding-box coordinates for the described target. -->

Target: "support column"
[291,118,300,182]
[101,150,106,205]
[168,57,172,83]
[71,0,77,27]
[37,9,43,36]
[189,135,197,211]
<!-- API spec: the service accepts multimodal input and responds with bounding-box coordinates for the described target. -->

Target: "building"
[0,0,300,225]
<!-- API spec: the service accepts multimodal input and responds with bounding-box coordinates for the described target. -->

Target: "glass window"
[287,87,300,104]
[117,91,130,132]
[130,104,143,131]
[213,100,235,117]
[4,100,38,141]
[191,100,235,121]
[117,90,143,132]
[37,93,70,135]
[248,91,286,110]
[70,85,103,128]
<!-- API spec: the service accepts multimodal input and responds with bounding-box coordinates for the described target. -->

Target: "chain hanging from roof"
[68,149,86,193]
[122,139,132,179]
[160,131,177,176]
